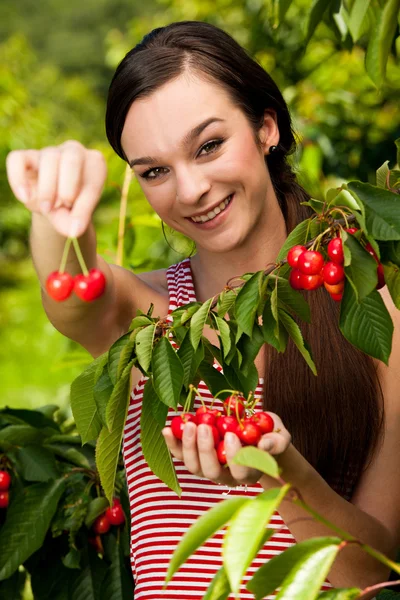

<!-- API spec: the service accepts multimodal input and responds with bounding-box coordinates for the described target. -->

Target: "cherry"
[297,251,324,275]
[289,269,303,290]
[322,262,345,285]
[236,419,262,446]
[223,395,246,418]
[365,242,378,260]
[330,291,343,302]
[0,471,11,491]
[299,272,324,291]
[216,440,228,465]
[171,413,197,440]
[0,491,9,509]
[211,425,221,449]
[46,271,74,301]
[250,412,274,434]
[287,245,306,268]
[327,238,344,265]
[216,415,239,437]
[345,227,358,235]
[105,502,125,526]
[74,269,106,302]
[195,408,217,427]
[376,263,385,289]
[93,514,111,535]
[88,535,104,555]
[324,280,345,295]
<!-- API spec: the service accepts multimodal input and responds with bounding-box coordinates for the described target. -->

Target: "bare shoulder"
[135,267,169,295]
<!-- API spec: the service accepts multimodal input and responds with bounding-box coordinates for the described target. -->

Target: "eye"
[198,138,225,156]
[139,166,167,181]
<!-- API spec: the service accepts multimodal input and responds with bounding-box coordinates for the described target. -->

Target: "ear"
[258,109,280,153]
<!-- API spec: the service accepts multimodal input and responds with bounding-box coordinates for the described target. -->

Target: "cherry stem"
[213,389,238,400]
[71,237,89,276]
[358,579,400,599]
[59,237,72,274]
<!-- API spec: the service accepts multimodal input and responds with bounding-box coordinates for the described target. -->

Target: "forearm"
[260,444,396,590]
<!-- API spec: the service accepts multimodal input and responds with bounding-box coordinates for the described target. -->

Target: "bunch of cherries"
[287,228,385,301]
[46,236,106,302]
[0,470,11,509]
[170,392,275,465]
[89,497,126,555]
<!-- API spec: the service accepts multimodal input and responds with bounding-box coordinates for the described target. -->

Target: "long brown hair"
[105,21,384,496]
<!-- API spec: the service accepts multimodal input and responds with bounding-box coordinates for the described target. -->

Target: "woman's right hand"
[6,140,107,238]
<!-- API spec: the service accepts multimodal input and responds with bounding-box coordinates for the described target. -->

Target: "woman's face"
[121,72,280,254]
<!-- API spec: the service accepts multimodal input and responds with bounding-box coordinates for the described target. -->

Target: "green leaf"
[383,263,400,309]
[339,283,393,365]
[277,220,321,262]
[151,389,169,427]
[202,566,231,600]
[128,315,153,330]
[247,537,341,599]
[100,533,133,600]
[326,188,361,212]
[275,277,311,323]
[0,570,26,600]
[15,445,59,482]
[165,497,248,585]
[177,330,205,389]
[135,324,156,373]
[108,332,131,385]
[279,0,293,23]
[365,0,400,87]
[70,354,107,445]
[271,287,289,353]
[380,240,400,266]
[347,182,400,241]
[180,302,202,325]
[231,446,280,479]
[44,443,90,468]
[348,0,370,42]
[62,547,81,570]
[224,486,290,593]
[93,365,114,428]
[106,361,133,432]
[0,407,59,431]
[317,590,361,599]
[217,289,237,318]
[376,160,390,189]
[84,496,110,528]
[190,298,213,350]
[305,0,337,44]
[117,329,139,379]
[223,353,259,399]
[197,360,231,399]
[261,300,281,351]
[0,425,46,448]
[0,479,66,580]
[214,315,232,358]
[152,337,184,409]
[343,234,378,301]
[234,271,264,337]
[141,379,181,495]
[236,324,264,376]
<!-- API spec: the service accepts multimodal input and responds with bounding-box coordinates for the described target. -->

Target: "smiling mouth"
[189,195,233,224]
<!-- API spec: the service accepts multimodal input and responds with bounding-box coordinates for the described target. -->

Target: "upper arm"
[350,287,400,553]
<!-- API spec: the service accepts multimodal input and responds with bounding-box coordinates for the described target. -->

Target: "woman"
[6,20,400,600]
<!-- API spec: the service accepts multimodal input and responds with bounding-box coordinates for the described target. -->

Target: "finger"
[6,149,40,206]
[181,422,202,476]
[67,149,107,237]
[36,147,60,214]
[258,430,291,455]
[197,424,225,482]
[224,432,260,484]
[56,141,85,209]
[162,427,183,461]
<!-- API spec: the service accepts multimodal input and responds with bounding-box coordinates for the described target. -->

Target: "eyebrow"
[128,117,225,168]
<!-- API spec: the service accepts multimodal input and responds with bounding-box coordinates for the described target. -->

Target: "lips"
[189,194,233,224]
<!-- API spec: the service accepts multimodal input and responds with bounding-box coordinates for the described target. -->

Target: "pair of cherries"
[170,395,275,465]
[89,498,125,555]
[0,470,11,509]
[46,268,106,302]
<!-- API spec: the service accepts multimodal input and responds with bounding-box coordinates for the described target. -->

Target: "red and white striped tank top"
[123,258,338,599]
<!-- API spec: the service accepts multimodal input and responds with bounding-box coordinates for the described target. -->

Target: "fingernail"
[40,202,51,214]
[184,423,194,438]
[69,218,81,238]
[16,186,29,204]
[198,425,209,439]
[225,432,235,446]
[260,439,272,451]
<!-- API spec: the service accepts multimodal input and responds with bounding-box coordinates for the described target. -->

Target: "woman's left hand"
[162,412,292,487]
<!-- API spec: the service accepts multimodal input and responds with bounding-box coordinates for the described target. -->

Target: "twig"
[116,164,133,266]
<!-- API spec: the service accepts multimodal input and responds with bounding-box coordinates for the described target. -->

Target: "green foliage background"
[0,0,399,414]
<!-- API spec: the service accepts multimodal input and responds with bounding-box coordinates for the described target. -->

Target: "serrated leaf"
[275,277,311,322]
[247,536,341,599]
[223,353,259,399]
[128,315,152,330]
[231,446,280,479]
[0,479,66,580]
[165,497,248,585]
[217,289,237,318]
[108,333,131,385]
[152,337,184,409]
[190,298,213,350]
[202,566,231,600]
[135,324,156,373]
[197,360,231,399]
[213,315,231,358]
[339,282,393,365]
[343,234,378,301]
[70,354,107,445]
[278,310,317,375]
[376,160,390,189]
[106,361,133,432]
[177,330,205,389]
[348,182,400,241]
[141,379,181,495]
[93,365,114,428]
[271,286,288,352]
[236,324,264,376]
[327,188,362,212]
[383,263,400,309]
[117,329,139,379]
[224,486,290,593]
[15,445,59,482]
[365,0,400,87]
[261,300,281,351]
[348,0,370,42]
[180,303,202,325]
[234,271,263,337]
[44,443,90,468]
[151,390,169,428]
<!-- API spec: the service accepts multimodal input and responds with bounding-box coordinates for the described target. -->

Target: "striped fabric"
[122,258,346,598]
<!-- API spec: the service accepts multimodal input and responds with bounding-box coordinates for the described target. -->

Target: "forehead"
[121,73,239,159]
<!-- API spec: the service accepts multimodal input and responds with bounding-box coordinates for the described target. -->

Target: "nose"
[175,164,211,206]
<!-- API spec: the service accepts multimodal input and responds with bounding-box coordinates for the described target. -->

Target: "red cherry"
[195,408,217,427]
[330,291,343,302]
[211,425,221,449]
[322,262,345,285]
[217,440,227,465]
[223,395,246,418]
[376,263,385,289]
[250,412,274,434]
[216,415,238,437]
[297,251,324,275]
[365,242,378,261]
[287,245,307,268]
[345,227,358,235]
[289,269,303,290]
[324,280,345,295]
[0,491,9,509]
[46,271,74,301]
[0,471,11,491]
[105,503,125,526]
[88,535,104,555]
[74,268,106,302]
[210,408,222,419]
[236,419,262,446]
[93,514,111,535]
[299,272,324,291]
[327,238,344,265]
[170,413,197,440]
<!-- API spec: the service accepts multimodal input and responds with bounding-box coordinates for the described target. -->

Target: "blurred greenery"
[0,0,399,415]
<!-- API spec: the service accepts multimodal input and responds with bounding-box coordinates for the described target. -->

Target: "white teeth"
[214,206,221,215]
[190,195,232,224]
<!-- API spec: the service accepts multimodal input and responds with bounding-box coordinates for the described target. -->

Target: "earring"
[269,145,277,153]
